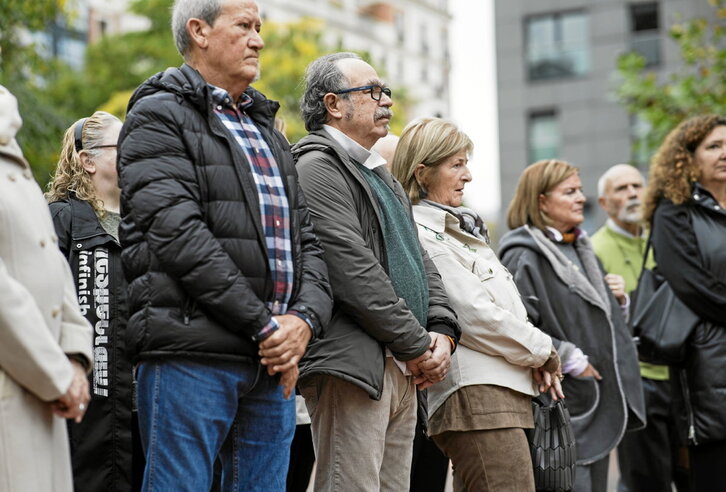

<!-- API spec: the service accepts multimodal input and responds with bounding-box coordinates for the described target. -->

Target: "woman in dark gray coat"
[499,159,645,492]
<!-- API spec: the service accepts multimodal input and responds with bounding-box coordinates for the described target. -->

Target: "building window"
[528,110,560,164]
[629,2,660,66]
[526,11,590,81]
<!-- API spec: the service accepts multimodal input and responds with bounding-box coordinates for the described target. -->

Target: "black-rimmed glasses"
[88,144,117,150]
[333,85,392,101]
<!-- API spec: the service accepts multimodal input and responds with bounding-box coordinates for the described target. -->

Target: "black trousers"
[287,424,315,492]
[690,440,726,491]
[410,420,449,492]
[617,377,689,492]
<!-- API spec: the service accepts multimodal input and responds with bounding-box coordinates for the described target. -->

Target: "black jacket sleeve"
[652,200,726,325]
[48,201,72,259]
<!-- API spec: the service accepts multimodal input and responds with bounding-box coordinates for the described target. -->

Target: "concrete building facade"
[494,0,712,230]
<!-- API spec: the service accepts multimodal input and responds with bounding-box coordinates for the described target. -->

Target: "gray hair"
[597,163,644,197]
[172,0,222,58]
[300,52,361,132]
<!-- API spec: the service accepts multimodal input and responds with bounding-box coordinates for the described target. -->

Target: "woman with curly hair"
[643,114,726,489]
[46,111,141,491]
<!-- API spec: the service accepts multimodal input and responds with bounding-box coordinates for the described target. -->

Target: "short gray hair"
[597,163,643,197]
[300,52,361,132]
[172,0,222,58]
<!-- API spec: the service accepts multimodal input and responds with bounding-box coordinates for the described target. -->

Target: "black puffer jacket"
[292,130,461,400]
[117,64,332,361]
[651,184,726,446]
[49,196,134,492]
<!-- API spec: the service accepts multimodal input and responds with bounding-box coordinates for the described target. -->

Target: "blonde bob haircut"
[391,117,473,204]
[506,159,579,231]
[46,111,121,215]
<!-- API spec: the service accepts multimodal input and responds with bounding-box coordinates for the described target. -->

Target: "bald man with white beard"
[591,163,688,492]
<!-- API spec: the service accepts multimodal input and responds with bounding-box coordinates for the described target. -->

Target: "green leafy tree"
[0,0,76,181]
[615,0,726,159]
[9,0,412,181]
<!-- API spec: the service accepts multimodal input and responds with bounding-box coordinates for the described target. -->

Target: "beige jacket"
[413,205,551,417]
[0,85,93,491]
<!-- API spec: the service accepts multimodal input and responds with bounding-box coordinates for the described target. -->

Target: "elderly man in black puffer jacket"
[116,1,332,490]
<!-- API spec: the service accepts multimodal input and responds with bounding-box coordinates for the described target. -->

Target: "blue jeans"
[136,359,295,492]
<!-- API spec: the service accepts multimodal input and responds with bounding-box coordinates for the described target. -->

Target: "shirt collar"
[606,218,643,238]
[209,85,253,110]
[323,124,386,170]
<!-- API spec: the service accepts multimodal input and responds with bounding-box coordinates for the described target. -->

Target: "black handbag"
[630,225,700,365]
[526,395,577,492]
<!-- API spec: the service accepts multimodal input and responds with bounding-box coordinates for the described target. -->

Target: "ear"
[323,93,345,122]
[597,196,608,211]
[413,163,427,187]
[79,151,96,175]
[538,193,548,213]
[187,17,211,50]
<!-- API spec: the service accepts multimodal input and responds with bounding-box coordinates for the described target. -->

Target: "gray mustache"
[375,108,393,120]
[624,198,641,209]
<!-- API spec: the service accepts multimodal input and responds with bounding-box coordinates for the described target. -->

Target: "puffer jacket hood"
[497,225,538,257]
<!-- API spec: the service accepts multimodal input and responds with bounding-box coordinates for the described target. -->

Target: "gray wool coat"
[499,225,645,464]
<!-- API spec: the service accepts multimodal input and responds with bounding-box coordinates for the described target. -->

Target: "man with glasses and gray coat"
[293,52,461,491]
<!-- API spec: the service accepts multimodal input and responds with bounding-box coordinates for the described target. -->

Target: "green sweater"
[591,222,667,380]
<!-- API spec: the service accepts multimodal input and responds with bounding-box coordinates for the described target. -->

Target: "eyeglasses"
[88,144,117,150]
[333,85,392,101]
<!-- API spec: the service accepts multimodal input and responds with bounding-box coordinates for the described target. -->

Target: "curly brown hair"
[46,111,121,215]
[643,114,726,224]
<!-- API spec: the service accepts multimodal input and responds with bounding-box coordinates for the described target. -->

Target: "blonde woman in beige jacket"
[0,85,93,491]
[392,117,563,492]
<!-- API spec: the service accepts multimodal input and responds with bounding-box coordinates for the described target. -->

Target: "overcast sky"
[449,0,500,217]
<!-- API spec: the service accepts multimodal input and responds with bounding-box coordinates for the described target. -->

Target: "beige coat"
[0,87,93,492]
[413,205,552,418]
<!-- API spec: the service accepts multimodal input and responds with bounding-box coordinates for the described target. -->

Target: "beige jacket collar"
[413,203,459,234]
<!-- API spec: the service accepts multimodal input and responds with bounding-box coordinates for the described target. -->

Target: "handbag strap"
[636,212,656,283]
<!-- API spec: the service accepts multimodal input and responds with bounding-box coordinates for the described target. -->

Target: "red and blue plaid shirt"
[210,86,293,340]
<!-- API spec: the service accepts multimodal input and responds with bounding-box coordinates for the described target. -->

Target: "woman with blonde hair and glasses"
[498,159,645,492]
[46,111,140,492]
[392,117,563,491]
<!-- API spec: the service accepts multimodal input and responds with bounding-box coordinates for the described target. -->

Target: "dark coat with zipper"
[117,64,332,362]
[499,226,645,464]
[291,129,461,400]
[49,196,134,492]
[651,184,726,446]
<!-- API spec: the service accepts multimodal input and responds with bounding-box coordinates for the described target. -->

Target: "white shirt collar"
[323,125,386,170]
